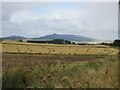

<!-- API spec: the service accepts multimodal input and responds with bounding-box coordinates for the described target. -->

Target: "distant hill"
[1,35,26,40]
[1,34,96,42]
[33,34,96,42]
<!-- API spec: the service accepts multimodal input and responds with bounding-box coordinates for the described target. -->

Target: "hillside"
[1,35,26,40]
[34,34,95,42]
[1,34,96,42]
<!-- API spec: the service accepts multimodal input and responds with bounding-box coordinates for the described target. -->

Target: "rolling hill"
[33,34,96,42]
[1,35,26,40]
[1,34,96,42]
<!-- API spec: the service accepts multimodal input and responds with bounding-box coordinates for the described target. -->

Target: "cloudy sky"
[2,2,118,40]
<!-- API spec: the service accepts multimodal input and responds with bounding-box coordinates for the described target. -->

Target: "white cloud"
[10,10,40,24]
[2,2,118,40]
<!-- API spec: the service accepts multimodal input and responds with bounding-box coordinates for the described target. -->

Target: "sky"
[2,2,119,40]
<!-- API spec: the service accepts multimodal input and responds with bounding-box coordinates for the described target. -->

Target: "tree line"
[19,39,120,47]
[27,39,72,44]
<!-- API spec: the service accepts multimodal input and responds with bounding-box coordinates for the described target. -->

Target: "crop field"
[1,41,119,88]
[1,41,118,55]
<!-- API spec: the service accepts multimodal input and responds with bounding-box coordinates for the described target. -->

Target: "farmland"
[1,41,119,88]
[1,41,118,55]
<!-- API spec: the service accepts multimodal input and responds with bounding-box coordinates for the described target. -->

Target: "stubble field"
[1,41,119,88]
[2,41,118,55]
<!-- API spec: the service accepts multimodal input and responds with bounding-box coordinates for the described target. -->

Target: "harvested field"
[1,41,118,55]
[2,53,118,88]
[1,41,119,88]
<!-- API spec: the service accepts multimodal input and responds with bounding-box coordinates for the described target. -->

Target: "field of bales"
[1,41,118,55]
[1,41,119,88]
